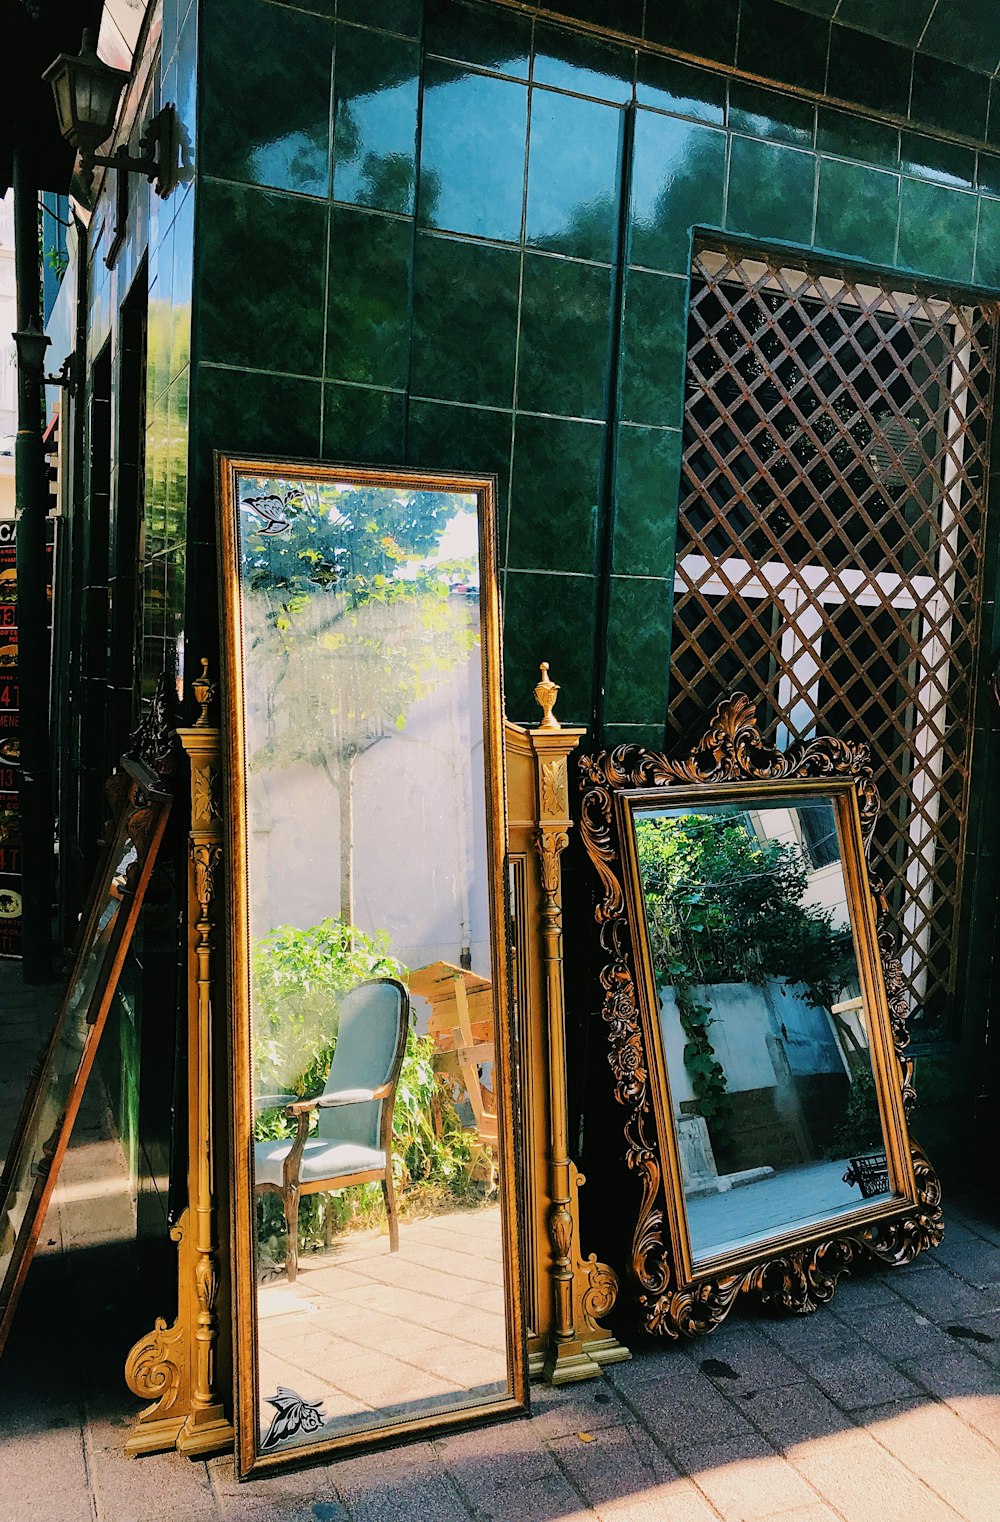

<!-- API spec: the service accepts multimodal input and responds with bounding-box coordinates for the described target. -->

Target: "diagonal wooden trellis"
[668,244,998,1041]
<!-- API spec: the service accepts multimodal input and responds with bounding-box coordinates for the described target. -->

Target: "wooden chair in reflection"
[408,961,498,1189]
[254,977,410,1282]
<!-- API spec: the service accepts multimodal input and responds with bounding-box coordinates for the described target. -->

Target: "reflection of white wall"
[659,977,852,1114]
[246,642,491,985]
[749,803,851,929]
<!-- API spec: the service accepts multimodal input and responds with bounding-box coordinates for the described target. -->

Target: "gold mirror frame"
[0,684,176,1355]
[216,455,526,1475]
[578,692,943,1337]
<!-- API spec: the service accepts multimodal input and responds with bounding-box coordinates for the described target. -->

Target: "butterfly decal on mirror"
[261,1386,327,1450]
[241,485,304,538]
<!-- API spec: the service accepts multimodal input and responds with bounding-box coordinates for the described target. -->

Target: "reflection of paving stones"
[687,1158,891,1260]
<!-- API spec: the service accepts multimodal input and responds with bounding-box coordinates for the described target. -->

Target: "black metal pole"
[12,146,54,982]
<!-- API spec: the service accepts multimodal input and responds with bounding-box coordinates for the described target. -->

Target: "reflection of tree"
[636,813,855,1004]
[636,812,856,1133]
[243,480,477,928]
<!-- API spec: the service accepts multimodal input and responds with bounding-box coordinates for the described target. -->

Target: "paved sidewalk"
[3,964,1000,1521]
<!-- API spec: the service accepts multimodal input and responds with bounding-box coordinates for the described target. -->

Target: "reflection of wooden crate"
[408,961,497,1148]
[842,1151,889,1198]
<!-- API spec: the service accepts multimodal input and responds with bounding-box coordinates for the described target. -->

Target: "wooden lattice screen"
[669,245,997,1042]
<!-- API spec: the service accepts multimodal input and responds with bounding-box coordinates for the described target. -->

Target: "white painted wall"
[245,638,491,995]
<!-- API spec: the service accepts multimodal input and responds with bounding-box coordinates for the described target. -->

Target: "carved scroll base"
[531,1162,630,1384]
[125,1213,234,1456]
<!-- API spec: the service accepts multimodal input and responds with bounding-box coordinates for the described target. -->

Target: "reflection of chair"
[254,977,409,1282]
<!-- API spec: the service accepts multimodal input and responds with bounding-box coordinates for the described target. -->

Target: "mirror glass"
[633,793,898,1265]
[228,465,517,1462]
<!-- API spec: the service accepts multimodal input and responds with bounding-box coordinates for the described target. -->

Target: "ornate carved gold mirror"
[580,694,943,1336]
[0,696,175,1355]
[217,457,525,1475]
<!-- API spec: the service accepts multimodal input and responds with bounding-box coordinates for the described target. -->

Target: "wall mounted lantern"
[12,318,78,392]
[12,316,51,377]
[43,29,179,197]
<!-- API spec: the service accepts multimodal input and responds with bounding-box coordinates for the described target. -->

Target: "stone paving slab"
[4,963,1000,1521]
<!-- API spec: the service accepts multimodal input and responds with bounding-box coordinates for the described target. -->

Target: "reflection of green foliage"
[252,917,400,1096]
[636,813,855,1005]
[636,811,855,1134]
[830,1061,883,1158]
[243,481,479,765]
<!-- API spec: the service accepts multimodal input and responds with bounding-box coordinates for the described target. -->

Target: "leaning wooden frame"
[578,691,943,1338]
[0,686,175,1356]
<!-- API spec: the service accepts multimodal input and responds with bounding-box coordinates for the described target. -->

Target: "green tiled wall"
[191,0,1000,741]
[187,1,1000,1140]
[76,0,197,1269]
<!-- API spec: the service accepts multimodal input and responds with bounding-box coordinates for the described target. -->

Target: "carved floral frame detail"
[578,692,944,1337]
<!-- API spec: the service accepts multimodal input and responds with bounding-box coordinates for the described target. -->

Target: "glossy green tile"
[816,109,900,170]
[532,22,633,104]
[418,61,528,242]
[170,9,197,167]
[920,0,1000,76]
[411,234,520,407]
[643,0,739,69]
[198,182,326,373]
[602,722,668,749]
[900,132,975,189]
[165,369,189,550]
[827,27,913,118]
[326,207,412,390]
[635,55,725,127]
[198,365,322,461]
[333,25,419,213]
[517,254,613,419]
[502,571,597,723]
[618,271,687,429]
[990,83,1000,150]
[815,159,899,267]
[604,576,672,725]
[897,179,978,284]
[405,401,514,515]
[525,89,622,263]
[321,383,405,462]
[337,0,420,35]
[729,83,815,149]
[200,3,332,195]
[910,56,989,142]
[613,425,681,577]
[834,0,933,47]
[726,137,816,247]
[539,0,642,38]
[974,196,1000,288]
[978,153,1000,198]
[737,0,829,94]
[424,0,531,79]
[630,113,726,274]
[507,415,603,573]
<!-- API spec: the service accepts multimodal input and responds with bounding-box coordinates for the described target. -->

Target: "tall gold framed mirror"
[579,693,943,1337]
[217,457,525,1475]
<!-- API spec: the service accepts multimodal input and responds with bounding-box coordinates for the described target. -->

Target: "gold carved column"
[506,665,629,1382]
[124,672,234,1456]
